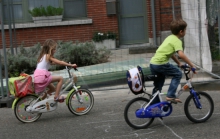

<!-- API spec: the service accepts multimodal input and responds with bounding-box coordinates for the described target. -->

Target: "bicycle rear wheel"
[124,97,154,129]
[67,88,94,115]
[14,94,42,123]
[184,91,214,123]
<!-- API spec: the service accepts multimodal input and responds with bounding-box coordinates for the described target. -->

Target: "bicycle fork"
[190,89,202,109]
[74,86,83,103]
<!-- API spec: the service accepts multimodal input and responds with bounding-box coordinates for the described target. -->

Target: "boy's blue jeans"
[150,63,182,102]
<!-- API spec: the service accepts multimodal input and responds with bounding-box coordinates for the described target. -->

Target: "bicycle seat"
[145,74,160,81]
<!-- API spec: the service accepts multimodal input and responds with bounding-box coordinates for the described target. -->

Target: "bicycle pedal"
[168,100,177,104]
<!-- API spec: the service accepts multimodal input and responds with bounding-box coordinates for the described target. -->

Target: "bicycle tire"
[184,91,214,123]
[14,94,42,123]
[124,97,154,129]
[67,88,94,115]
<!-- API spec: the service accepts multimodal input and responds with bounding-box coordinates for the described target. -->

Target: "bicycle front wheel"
[184,91,214,123]
[68,88,94,115]
[14,94,42,123]
[124,97,154,129]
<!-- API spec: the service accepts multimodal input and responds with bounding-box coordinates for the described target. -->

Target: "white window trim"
[0,18,92,30]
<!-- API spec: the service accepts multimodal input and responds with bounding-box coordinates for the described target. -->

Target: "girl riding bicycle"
[34,39,77,101]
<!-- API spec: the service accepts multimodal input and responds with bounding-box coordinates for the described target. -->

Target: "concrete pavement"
[0,87,220,139]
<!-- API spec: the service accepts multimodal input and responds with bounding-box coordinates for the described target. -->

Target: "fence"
[1,0,220,107]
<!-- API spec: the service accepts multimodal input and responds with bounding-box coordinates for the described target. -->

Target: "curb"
[129,46,157,54]
[0,97,14,108]
[184,80,220,91]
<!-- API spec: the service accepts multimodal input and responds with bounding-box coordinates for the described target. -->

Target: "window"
[0,1,2,22]
[1,0,87,23]
[64,0,87,19]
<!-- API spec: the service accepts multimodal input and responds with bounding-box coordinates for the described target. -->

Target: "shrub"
[92,31,117,42]
[28,5,64,17]
[210,27,220,61]
[52,41,112,70]
[1,41,111,77]
[1,43,40,77]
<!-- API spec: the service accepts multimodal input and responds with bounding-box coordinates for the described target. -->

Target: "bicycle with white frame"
[12,66,94,123]
[124,64,214,129]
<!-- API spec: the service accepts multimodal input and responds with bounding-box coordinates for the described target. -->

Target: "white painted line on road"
[103,131,155,139]
[102,111,121,115]
[81,119,124,125]
[94,124,112,133]
[158,119,183,139]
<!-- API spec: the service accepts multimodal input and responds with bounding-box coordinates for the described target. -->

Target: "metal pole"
[172,0,175,20]
[198,0,202,67]
[10,0,17,54]
[6,0,14,55]
[1,0,9,98]
[0,0,7,98]
[151,0,157,47]
[0,0,5,98]
[218,0,220,54]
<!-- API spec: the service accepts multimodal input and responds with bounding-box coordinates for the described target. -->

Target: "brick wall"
[147,0,181,38]
[0,0,118,48]
[0,0,181,48]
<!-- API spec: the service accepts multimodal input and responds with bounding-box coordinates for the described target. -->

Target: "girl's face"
[51,45,57,55]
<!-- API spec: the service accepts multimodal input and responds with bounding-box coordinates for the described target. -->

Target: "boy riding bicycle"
[150,19,196,103]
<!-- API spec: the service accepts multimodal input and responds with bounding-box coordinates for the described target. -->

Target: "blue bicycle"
[124,65,214,129]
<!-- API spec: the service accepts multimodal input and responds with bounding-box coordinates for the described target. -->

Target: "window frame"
[2,0,87,24]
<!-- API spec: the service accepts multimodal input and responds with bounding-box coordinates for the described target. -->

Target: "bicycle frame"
[141,66,202,111]
[12,66,82,112]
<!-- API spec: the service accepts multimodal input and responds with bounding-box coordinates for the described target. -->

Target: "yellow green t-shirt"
[150,35,183,65]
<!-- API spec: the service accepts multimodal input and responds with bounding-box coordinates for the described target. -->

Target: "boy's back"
[150,34,183,65]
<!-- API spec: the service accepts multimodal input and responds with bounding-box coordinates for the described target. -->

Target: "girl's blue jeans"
[150,63,182,100]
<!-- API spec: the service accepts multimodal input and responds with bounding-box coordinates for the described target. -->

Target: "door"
[118,0,148,45]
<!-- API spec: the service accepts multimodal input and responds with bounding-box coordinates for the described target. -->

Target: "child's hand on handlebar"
[72,64,77,68]
[179,64,196,74]
[179,63,188,69]
[191,67,196,74]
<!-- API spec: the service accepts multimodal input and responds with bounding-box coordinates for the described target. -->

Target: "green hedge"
[1,41,111,77]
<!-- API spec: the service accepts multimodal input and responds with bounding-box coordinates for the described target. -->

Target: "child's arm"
[49,57,77,68]
[177,50,195,68]
[171,54,181,67]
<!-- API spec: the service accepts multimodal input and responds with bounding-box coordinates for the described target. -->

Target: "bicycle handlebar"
[66,66,78,71]
[66,62,78,71]
[180,64,196,74]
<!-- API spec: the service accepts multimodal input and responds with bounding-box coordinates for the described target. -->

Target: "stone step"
[129,46,157,54]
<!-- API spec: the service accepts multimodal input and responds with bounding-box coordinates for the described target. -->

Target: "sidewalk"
[49,48,220,91]
[1,48,220,108]
[50,48,154,88]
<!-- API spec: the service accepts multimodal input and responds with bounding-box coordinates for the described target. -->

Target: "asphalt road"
[0,87,220,139]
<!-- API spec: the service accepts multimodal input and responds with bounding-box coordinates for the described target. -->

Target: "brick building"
[0,0,181,48]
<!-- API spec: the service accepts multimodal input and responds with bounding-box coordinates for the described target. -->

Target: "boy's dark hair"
[170,19,187,35]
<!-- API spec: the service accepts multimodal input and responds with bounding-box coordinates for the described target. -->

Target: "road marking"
[81,119,124,125]
[94,124,111,132]
[102,111,121,115]
[103,131,155,139]
[158,119,183,139]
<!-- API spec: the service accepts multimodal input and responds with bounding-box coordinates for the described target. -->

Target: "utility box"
[106,0,116,15]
